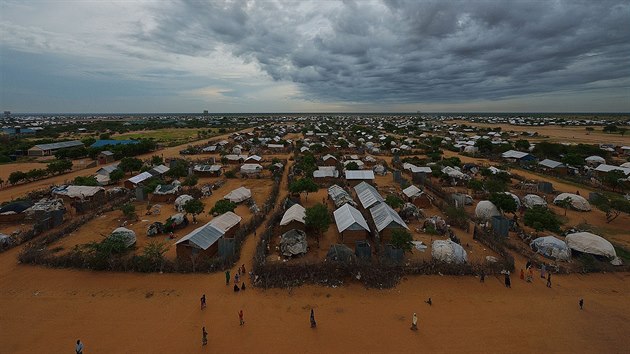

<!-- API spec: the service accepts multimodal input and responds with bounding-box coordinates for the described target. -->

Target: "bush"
[73,175,99,186]
[391,229,413,252]
[385,195,404,209]
[523,206,561,232]
[120,202,137,220]
[211,199,236,215]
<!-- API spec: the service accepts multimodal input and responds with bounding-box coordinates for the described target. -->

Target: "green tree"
[138,241,170,272]
[390,229,413,252]
[210,199,237,215]
[475,138,493,154]
[345,161,360,170]
[47,159,73,175]
[514,139,530,151]
[109,168,125,183]
[26,168,48,181]
[73,175,99,186]
[118,157,143,174]
[151,155,164,165]
[591,194,630,223]
[489,193,517,214]
[385,195,404,209]
[601,170,626,192]
[305,203,331,247]
[183,198,205,223]
[167,159,189,178]
[182,174,199,187]
[603,124,618,133]
[523,206,561,232]
[468,179,484,192]
[99,133,111,140]
[289,178,319,198]
[8,171,27,185]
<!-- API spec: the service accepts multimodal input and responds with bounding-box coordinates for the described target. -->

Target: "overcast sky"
[1,0,629,113]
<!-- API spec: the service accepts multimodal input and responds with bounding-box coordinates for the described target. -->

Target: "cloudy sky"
[1,0,629,113]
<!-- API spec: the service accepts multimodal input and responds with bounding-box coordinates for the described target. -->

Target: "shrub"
[391,229,413,252]
[523,206,561,232]
[211,199,236,215]
[385,195,404,209]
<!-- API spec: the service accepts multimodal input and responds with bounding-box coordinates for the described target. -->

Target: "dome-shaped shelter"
[174,194,194,212]
[530,236,571,261]
[109,227,136,248]
[475,201,501,220]
[432,239,467,264]
[585,155,605,166]
[565,232,617,259]
[523,194,547,209]
[553,193,591,211]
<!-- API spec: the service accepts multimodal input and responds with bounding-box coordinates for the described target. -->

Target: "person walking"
[241,282,246,291]
[241,264,246,275]
[527,268,533,283]
[541,264,546,279]
[504,271,511,288]
[480,269,485,283]
[310,309,317,328]
[201,294,206,310]
[225,270,230,286]
[202,327,208,346]
[410,313,418,331]
[75,339,84,354]
[547,273,552,288]
[235,273,240,285]
[239,310,245,326]
[579,298,584,310]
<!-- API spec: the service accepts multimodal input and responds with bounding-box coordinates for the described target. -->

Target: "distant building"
[97,151,115,165]
[90,140,139,148]
[28,140,84,156]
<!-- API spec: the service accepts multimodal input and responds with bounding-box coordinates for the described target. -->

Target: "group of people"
[225,264,249,292]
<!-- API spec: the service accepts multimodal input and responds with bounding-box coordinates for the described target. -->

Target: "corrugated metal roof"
[175,222,224,250]
[369,203,408,232]
[280,204,306,226]
[210,211,242,232]
[334,204,369,233]
[539,159,564,169]
[345,170,375,180]
[127,171,153,185]
[402,185,421,198]
[354,182,383,209]
[96,163,119,175]
[90,140,139,148]
[150,164,170,175]
[194,164,222,172]
[33,140,83,150]
[410,166,432,174]
[502,150,530,159]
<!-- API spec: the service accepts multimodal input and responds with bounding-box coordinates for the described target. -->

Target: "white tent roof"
[553,193,591,211]
[224,187,252,203]
[523,194,547,208]
[334,204,369,233]
[585,155,605,162]
[402,185,422,198]
[210,211,242,232]
[127,172,153,185]
[52,185,104,199]
[110,227,136,248]
[565,232,616,258]
[345,170,375,180]
[174,194,194,212]
[475,201,501,220]
[530,236,571,261]
[240,163,263,173]
[432,239,467,264]
[280,204,306,226]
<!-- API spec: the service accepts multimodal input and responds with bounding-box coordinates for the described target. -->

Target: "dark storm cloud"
[80,0,630,104]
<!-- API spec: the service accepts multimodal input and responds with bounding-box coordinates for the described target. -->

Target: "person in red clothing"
[239,310,245,326]
[200,294,206,309]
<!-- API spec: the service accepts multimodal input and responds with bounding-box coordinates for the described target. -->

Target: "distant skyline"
[1,0,629,113]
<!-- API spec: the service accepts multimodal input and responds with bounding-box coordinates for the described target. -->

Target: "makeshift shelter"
[147,222,164,236]
[174,194,194,212]
[432,239,467,264]
[326,244,356,263]
[0,200,34,223]
[372,164,386,176]
[224,187,252,203]
[328,185,356,208]
[450,193,473,207]
[475,201,501,220]
[399,203,423,221]
[240,163,263,175]
[333,204,370,245]
[109,227,137,248]
[441,166,470,181]
[553,193,591,211]
[423,216,448,235]
[124,172,154,189]
[523,194,547,209]
[354,181,384,209]
[280,204,306,232]
[152,181,182,202]
[0,233,12,248]
[52,185,105,201]
[193,164,222,177]
[565,232,619,263]
[279,229,308,257]
[585,155,605,166]
[165,213,189,231]
[530,236,571,261]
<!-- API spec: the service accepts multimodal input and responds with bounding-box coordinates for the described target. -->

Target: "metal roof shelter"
[33,140,84,151]
[369,203,408,232]
[149,164,170,175]
[502,150,535,160]
[224,187,252,203]
[90,140,139,148]
[539,159,565,169]
[127,172,153,185]
[354,181,384,209]
[175,222,224,250]
[95,163,119,176]
[194,164,222,172]
[313,166,339,178]
[333,204,369,233]
[210,211,242,232]
[402,185,422,198]
[345,170,375,180]
[280,204,306,226]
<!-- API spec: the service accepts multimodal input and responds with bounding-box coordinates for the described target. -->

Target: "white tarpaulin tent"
[475,201,501,220]
[553,193,591,211]
[441,166,470,180]
[523,194,547,209]
[224,187,252,203]
[565,232,619,263]
[109,227,137,248]
[280,204,306,226]
[530,236,571,261]
[432,239,467,264]
[174,195,194,212]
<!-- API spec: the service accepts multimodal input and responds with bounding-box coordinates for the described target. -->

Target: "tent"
[0,233,12,248]
[553,193,591,211]
[441,166,470,180]
[279,229,308,257]
[109,227,136,248]
[280,204,306,226]
[326,244,356,263]
[523,194,547,209]
[585,155,605,165]
[565,232,618,260]
[475,201,501,220]
[530,236,571,261]
[224,187,252,203]
[147,222,164,236]
[174,195,194,212]
[431,239,467,264]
